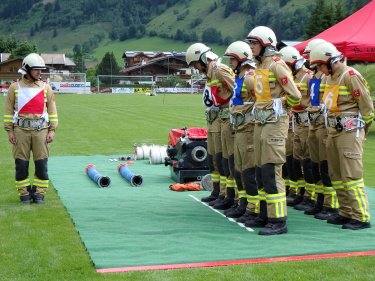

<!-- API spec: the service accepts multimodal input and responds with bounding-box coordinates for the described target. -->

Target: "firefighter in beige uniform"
[223,41,259,221]
[245,26,301,235]
[186,43,235,205]
[310,42,373,230]
[303,39,339,220]
[3,53,58,204]
[280,47,315,213]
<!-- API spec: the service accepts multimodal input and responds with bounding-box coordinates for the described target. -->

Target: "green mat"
[49,155,375,270]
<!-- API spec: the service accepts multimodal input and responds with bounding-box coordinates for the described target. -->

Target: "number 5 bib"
[254,69,272,102]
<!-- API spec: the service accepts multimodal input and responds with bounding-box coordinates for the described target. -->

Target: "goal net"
[43,72,89,94]
[96,75,155,94]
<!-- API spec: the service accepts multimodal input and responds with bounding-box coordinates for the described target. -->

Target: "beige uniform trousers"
[207,117,223,194]
[308,126,338,209]
[254,116,288,221]
[326,129,370,222]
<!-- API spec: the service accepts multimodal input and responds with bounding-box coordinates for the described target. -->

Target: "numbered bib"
[202,85,215,108]
[323,84,341,113]
[254,69,272,102]
[309,78,321,106]
[232,76,245,105]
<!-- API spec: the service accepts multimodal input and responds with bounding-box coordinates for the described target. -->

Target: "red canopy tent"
[294,0,375,62]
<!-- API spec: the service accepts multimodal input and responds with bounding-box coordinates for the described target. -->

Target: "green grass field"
[1,94,375,280]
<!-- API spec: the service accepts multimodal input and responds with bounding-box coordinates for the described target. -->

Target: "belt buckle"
[335,117,343,132]
[233,112,245,129]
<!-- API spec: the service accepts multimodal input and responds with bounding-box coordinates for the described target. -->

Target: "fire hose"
[118,163,143,187]
[85,164,111,188]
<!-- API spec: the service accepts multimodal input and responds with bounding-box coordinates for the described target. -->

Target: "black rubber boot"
[342,219,371,230]
[237,210,257,223]
[20,194,32,204]
[286,193,297,205]
[33,194,45,204]
[294,198,315,211]
[327,214,351,225]
[209,195,224,206]
[304,193,324,215]
[214,188,235,210]
[287,195,303,207]
[258,221,288,235]
[224,200,238,216]
[244,216,268,228]
[225,197,247,218]
[201,181,220,202]
[314,207,339,220]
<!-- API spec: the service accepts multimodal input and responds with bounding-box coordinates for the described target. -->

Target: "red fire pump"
[165,127,210,183]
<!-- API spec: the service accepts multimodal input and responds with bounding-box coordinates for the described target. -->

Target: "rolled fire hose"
[85,164,111,188]
[118,163,143,187]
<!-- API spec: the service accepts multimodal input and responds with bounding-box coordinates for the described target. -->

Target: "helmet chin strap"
[327,60,333,75]
[200,61,207,74]
[26,70,41,82]
[255,47,265,61]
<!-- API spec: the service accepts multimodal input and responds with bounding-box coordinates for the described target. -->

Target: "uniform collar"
[238,66,252,79]
[331,63,346,80]
[295,66,307,79]
[206,61,216,79]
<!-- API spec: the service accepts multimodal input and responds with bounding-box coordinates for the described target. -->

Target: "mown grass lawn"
[1,94,375,280]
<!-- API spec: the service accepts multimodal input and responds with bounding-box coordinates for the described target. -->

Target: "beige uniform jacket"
[229,68,256,116]
[325,63,374,122]
[254,56,301,110]
[291,66,313,113]
[4,78,58,137]
[206,61,235,108]
[306,70,327,114]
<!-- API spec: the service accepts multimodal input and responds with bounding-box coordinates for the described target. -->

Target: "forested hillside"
[0,0,370,57]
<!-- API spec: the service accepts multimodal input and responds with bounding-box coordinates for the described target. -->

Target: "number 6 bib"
[323,84,341,113]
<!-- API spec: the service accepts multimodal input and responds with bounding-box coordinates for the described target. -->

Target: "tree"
[201,28,222,44]
[96,52,121,84]
[175,29,183,40]
[85,65,98,86]
[304,0,325,39]
[335,0,345,23]
[73,47,85,73]
[164,75,189,87]
[30,27,35,37]
[53,28,57,37]
[10,40,38,59]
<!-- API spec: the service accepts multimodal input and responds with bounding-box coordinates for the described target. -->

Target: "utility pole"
[110,56,112,88]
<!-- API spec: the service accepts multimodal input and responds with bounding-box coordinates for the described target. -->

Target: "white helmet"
[224,41,253,61]
[186,43,218,67]
[280,46,302,66]
[21,53,46,72]
[303,38,326,59]
[310,42,343,67]
[245,26,277,48]
[224,41,255,72]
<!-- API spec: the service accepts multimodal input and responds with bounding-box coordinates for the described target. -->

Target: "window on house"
[10,67,13,72]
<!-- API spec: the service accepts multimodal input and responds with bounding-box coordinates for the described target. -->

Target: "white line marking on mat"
[189,194,254,232]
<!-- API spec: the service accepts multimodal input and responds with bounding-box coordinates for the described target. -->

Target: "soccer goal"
[96,75,155,94]
[43,72,89,94]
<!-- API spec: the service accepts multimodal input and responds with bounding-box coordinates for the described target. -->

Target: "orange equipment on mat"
[169,182,201,191]
[185,183,201,191]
